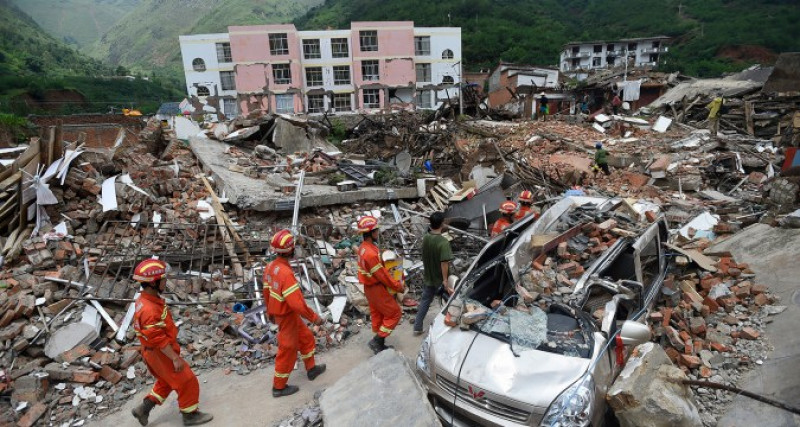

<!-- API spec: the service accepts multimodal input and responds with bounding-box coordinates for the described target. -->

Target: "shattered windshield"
[466,299,595,358]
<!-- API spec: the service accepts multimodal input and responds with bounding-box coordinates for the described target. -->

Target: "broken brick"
[99,365,123,384]
[679,354,701,369]
[61,343,92,364]
[754,293,769,306]
[71,369,99,384]
[17,402,47,427]
[740,327,760,340]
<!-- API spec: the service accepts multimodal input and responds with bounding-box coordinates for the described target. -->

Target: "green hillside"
[10,0,140,48]
[0,0,109,77]
[295,0,800,77]
[89,0,324,77]
[0,1,183,115]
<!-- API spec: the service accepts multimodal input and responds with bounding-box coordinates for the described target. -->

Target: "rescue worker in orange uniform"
[356,216,405,354]
[130,259,213,426]
[491,200,518,237]
[265,229,326,398]
[514,190,540,221]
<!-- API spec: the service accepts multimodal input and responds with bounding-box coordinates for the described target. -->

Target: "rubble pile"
[647,248,780,425]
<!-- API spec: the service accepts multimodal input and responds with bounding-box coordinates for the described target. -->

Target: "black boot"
[272,385,300,398]
[367,335,382,354]
[182,410,214,426]
[307,364,326,381]
[131,398,156,426]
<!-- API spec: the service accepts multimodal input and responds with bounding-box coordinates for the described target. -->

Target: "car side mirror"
[618,321,651,346]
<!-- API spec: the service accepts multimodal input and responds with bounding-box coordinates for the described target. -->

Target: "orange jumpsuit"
[514,205,540,221]
[134,292,200,414]
[264,256,321,390]
[357,240,403,338]
[491,217,513,237]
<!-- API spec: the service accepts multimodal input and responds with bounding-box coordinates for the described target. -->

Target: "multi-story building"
[559,36,670,79]
[179,22,461,118]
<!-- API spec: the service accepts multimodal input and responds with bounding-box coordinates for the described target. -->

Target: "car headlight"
[416,336,431,378]
[540,375,595,427]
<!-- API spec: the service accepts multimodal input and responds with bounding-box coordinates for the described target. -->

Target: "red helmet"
[499,201,518,215]
[133,258,168,283]
[519,190,534,204]
[357,216,379,234]
[271,229,295,254]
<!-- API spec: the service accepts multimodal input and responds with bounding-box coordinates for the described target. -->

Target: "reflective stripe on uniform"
[269,290,285,302]
[357,263,383,277]
[274,372,291,378]
[282,283,300,298]
[300,350,315,360]
[180,403,199,413]
[149,390,166,403]
[379,326,394,334]
[161,306,168,320]
[142,322,166,329]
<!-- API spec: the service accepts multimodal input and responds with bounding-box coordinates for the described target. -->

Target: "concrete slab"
[189,136,418,211]
[709,223,800,427]
[319,349,440,427]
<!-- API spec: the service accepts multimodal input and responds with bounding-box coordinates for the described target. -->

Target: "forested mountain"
[295,0,800,76]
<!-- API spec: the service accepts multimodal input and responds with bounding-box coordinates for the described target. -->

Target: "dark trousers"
[413,285,438,332]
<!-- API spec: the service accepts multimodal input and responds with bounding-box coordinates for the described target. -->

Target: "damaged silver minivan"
[417,196,668,427]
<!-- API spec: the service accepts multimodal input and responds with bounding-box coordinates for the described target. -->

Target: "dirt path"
[90,307,438,426]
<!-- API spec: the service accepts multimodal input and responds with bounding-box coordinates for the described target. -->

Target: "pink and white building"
[179,22,461,118]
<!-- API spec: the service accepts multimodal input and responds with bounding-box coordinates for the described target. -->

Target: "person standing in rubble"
[130,259,213,426]
[538,92,549,121]
[357,216,405,354]
[491,200,518,237]
[706,92,724,136]
[593,142,610,176]
[611,93,622,115]
[413,211,454,336]
[265,229,326,398]
[515,190,540,221]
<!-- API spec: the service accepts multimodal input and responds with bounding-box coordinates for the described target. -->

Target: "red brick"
[99,365,123,384]
[754,293,769,306]
[61,344,92,364]
[702,296,720,312]
[71,369,99,384]
[661,307,673,328]
[17,402,47,427]
[710,341,729,352]
[679,354,701,369]
[700,276,722,291]
[689,317,706,336]
[664,347,681,363]
[740,327,760,340]
[700,366,713,378]
[751,284,767,295]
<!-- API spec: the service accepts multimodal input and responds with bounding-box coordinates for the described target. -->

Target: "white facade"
[298,30,356,113]
[413,27,462,109]
[559,37,670,78]
[178,33,238,117]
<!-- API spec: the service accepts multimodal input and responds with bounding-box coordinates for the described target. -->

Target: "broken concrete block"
[44,321,100,360]
[607,342,702,427]
[11,374,49,403]
[319,349,439,427]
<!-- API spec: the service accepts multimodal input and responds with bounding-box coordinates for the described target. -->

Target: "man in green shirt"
[593,142,610,176]
[413,211,454,336]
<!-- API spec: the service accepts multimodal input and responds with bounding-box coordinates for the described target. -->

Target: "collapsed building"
[0,57,798,427]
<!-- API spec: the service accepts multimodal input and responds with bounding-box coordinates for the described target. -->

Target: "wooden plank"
[0,172,21,192]
[16,177,26,232]
[200,176,251,265]
[200,177,247,277]
[744,101,755,136]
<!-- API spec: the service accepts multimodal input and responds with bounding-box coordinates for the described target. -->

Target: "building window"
[272,64,291,85]
[333,93,352,111]
[305,67,323,86]
[276,94,294,114]
[572,46,579,54]
[652,41,661,48]
[592,57,602,67]
[269,33,289,55]
[628,43,638,51]
[303,39,321,59]
[441,75,454,84]
[216,43,232,63]
[359,30,378,52]
[363,89,380,108]
[307,94,325,113]
[415,90,432,109]
[361,60,379,81]
[192,58,206,71]
[196,86,210,97]
[607,44,615,52]
[415,63,431,82]
[331,38,349,58]
[220,71,236,90]
[593,45,602,53]
[414,36,430,56]
[223,98,238,117]
[442,49,454,60]
[333,65,351,85]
